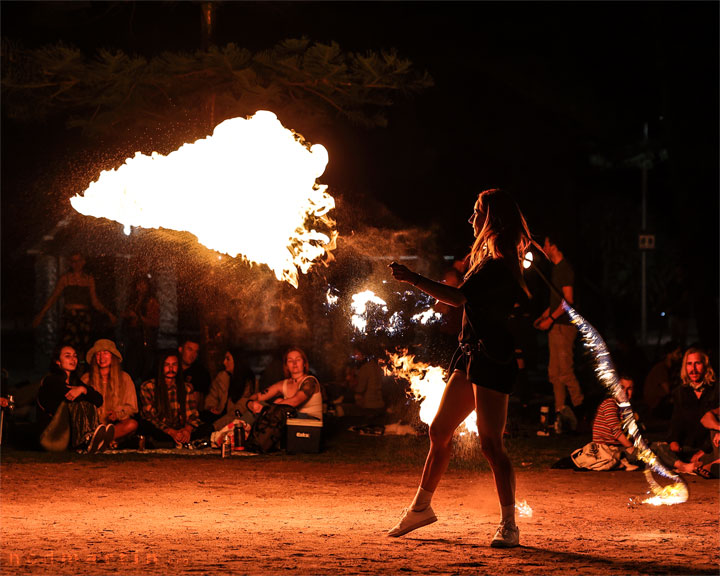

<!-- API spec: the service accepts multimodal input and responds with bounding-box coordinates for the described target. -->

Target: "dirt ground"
[1,450,718,576]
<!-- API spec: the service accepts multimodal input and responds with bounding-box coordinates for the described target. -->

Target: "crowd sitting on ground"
[568,346,718,478]
[7,255,719,474]
[16,324,720,473]
[32,336,327,454]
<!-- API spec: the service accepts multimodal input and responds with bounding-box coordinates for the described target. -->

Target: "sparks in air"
[350,290,390,334]
[348,289,443,336]
[411,308,443,325]
[71,111,337,288]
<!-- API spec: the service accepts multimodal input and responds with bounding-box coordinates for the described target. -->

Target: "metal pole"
[641,122,648,346]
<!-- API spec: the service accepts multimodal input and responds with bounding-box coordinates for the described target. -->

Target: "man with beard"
[651,347,718,473]
[139,351,208,447]
[178,336,211,411]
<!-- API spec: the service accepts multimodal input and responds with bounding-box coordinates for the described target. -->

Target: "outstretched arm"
[389,262,466,307]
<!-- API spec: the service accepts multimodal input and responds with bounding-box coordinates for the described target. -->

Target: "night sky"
[2,1,718,352]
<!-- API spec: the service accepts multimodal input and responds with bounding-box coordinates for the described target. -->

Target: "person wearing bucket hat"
[81,339,139,448]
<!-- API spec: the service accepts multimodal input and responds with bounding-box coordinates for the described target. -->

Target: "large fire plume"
[71,111,337,288]
[384,351,477,435]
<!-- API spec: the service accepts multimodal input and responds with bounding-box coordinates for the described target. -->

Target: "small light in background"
[523,251,534,269]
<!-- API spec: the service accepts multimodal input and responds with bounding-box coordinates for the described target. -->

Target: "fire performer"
[388,188,536,548]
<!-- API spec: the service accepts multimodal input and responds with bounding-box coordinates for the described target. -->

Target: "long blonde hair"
[680,347,716,387]
[87,356,122,422]
[465,188,538,297]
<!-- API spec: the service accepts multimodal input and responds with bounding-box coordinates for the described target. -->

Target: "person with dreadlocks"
[387,188,538,548]
[139,350,209,447]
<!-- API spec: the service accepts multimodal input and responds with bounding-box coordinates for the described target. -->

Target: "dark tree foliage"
[2,37,433,138]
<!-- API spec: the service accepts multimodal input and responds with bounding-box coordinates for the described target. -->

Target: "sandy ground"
[1,452,718,576]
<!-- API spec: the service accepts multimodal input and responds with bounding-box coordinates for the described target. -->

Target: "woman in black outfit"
[387,188,536,548]
[37,345,113,452]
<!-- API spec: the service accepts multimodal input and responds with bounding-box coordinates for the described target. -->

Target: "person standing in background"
[533,236,584,433]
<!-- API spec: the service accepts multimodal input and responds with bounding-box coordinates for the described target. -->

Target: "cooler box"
[286,417,323,454]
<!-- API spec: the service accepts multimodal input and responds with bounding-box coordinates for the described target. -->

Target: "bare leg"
[111,418,138,442]
[419,370,475,492]
[474,386,515,507]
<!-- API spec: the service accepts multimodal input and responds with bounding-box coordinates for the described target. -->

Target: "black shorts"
[448,346,517,395]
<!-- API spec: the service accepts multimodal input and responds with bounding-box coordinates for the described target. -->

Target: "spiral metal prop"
[562,301,689,505]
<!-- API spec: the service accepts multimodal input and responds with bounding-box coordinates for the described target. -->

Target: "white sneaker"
[387,506,437,537]
[87,425,105,454]
[490,521,520,548]
[98,424,115,452]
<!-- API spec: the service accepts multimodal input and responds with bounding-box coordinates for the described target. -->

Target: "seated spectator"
[82,339,139,448]
[349,347,386,426]
[178,336,211,411]
[139,351,211,447]
[642,340,682,422]
[246,347,322,421]
[590,375,640,468]
[202,347,255,430]
[696,407,720,478]
[651,347,718,474]
[36,345,112,453]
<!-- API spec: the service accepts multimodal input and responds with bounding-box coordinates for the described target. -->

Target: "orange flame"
[515,499,533,518]
[70,111,337,288]
[641,471,689,506]
[384,351,477,435]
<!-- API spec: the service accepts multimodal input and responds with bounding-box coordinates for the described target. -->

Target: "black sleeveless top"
[458,258,521,364]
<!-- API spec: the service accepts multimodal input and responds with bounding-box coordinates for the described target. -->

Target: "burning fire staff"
[388,188,537,548]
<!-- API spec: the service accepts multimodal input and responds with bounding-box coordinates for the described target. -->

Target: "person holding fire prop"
[388,188,537,548]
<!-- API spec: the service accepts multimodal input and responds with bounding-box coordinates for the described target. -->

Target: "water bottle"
[232,422,244,451]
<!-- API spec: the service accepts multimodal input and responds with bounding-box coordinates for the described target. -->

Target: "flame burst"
[384,351,477,435]
[70,111,337,288]
[348,289,442,336]
[563,301,689,506]
[351,290,390,334]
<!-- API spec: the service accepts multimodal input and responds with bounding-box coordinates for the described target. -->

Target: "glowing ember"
[71,111,337,288]
[325,287,339,307]
[641,471,689,506]
[411,308,442,325]
[384,351,477,435]
[515,500,533,518]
